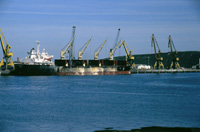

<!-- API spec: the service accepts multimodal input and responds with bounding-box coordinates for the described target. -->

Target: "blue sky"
[0,0,200,60]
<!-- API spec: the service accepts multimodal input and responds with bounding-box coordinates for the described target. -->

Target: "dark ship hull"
[11,63,55,76]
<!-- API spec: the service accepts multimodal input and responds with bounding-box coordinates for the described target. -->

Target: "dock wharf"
[131,68,200,74]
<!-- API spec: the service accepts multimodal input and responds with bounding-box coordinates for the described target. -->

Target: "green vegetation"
[115,51,200,68]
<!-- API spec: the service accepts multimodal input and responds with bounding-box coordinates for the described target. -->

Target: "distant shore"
[95,126,200,132]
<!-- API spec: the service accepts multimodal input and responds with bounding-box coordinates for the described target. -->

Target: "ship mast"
[36,41,40,55]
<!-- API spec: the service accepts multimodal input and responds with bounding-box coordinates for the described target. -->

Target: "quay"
[131,68,200,74]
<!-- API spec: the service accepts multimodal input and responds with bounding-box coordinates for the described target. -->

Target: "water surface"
[0,73,200,132]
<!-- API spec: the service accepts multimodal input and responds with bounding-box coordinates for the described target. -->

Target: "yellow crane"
[168,35,180,69]
[94,38,107,60]
[151,34,164,69]
[60,35,76,60]
[119,40,135,67]
[109,28,121,60]
[0,28,15,70]
[78,36,92,60]
[69,26,76,60]
[109,40,121,60]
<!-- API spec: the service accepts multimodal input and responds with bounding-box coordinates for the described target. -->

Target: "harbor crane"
[60,35,76,60]
[168,35,180,69]
[109,28,121,60]
[69,26,76,60]
[151,34,164,69]
[0,28,15,70]
[119,41,135,67]
[109,40,121,60]
[94,38,107,60]
[78,36,92,60]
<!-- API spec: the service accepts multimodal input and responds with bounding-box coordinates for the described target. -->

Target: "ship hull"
[55,66,130,75]
[11,60,131,76]
[11,63,55,76]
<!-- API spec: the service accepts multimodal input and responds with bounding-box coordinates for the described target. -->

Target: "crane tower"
[0,28,15,70]
[151,34,164,69]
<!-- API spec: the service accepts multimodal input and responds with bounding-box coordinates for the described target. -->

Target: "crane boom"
[119,41,135,67]
[112,28,120,49]
[109,28,121,60]
[0,28,14,70]
[0,29,9,54]
[109,39,121,60]
[94,38,107,60]
[78,36,92,60]
[60,35,76,60]
[168,35,180,69]
[168,35,177,54]
[151,34,164,69]
[69,26,76,60]
[151,34,161,58]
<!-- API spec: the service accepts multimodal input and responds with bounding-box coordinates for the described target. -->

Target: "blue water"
[0,73,200,132]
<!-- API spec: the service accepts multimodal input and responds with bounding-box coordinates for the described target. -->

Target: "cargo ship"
[11,41,131,76]
[53,27,131,75]
[11,27,132,76]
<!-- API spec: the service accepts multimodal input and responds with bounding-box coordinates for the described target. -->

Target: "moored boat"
[11,41,55,75]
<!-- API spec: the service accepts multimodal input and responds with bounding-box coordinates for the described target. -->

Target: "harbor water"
[0,73,200,132]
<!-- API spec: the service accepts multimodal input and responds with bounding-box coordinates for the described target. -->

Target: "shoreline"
[95,126,200,132]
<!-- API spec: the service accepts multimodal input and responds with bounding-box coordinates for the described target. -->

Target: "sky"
[0,0,200,60]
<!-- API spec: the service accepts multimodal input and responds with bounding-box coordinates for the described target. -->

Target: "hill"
[115,51,200,68]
